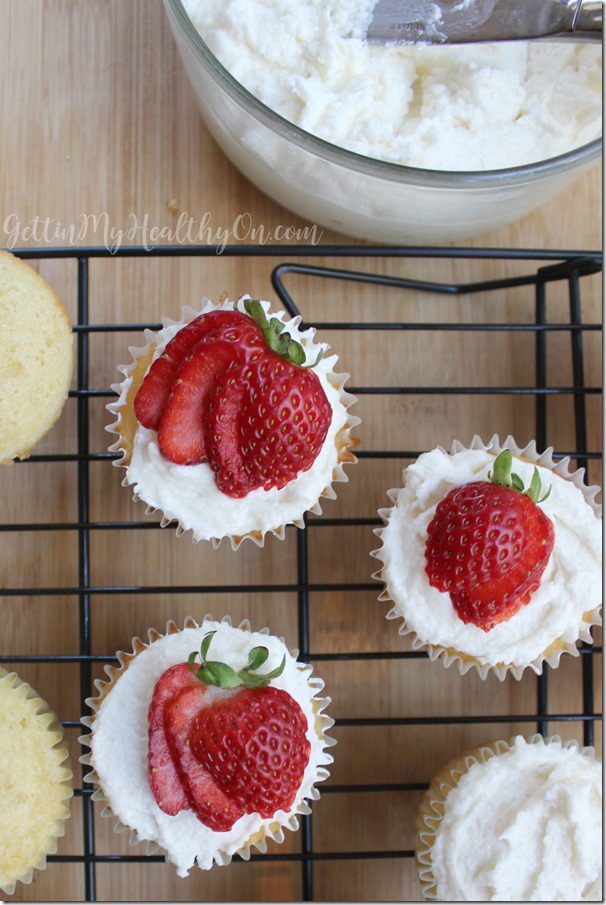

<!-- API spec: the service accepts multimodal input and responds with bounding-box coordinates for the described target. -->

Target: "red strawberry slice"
[204,363,257,497]
[191,685,310,819]
[157,340,238,465]
[425,455,555,632]
[134,310,264,431]
[148,662,200,815]
[164,685,244,831]
[206,353,332,497]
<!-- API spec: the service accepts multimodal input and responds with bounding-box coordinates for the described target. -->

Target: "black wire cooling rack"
[1,244,602,903]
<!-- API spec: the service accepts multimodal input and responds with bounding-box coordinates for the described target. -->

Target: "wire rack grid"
[0,244,602,903]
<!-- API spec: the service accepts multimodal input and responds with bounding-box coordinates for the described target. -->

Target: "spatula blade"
[366,0,577,44]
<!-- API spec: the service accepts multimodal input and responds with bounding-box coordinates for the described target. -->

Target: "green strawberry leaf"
[488,449,551,504]
[200,630,216,662]
[188,633,286,689]
[488,449,512,487]
[240,297,321,369]
[247,645,269,671]
[240,671,276,689]
[193,666,220,687]
[260,655,286,681]
[204,661,243,688]
[510,472,524,493]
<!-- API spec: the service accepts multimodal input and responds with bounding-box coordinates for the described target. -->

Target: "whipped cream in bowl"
[107,296,359,548]
[182,0,602,172]
[372,435,602,679]
[163,0,602,243]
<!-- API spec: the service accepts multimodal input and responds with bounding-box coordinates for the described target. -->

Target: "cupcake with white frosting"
[415,734,602,901]
[107,296,359,548]
[80,615,335,876]
[372,435,602,679]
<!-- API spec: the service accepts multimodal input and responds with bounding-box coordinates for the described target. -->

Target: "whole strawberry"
[424,450,555,632]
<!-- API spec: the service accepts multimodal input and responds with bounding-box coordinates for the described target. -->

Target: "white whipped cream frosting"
[115,298,353,544]
[378,446,602,668]
[429,737,602,901]
[182,0,602,170]
[88,620,333,876]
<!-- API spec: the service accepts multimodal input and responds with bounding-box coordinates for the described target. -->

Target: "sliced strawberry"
[135,299,334,497]
[425,452,555,632]
[191,686,310,819]
[164,685,244,831]
[207,353,332,497]
[157,340,237,465]
[148,662,200,815]
[134,310,263,431]
[204,362,257,497]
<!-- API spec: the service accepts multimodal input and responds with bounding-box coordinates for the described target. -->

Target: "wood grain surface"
[0,1,602,902]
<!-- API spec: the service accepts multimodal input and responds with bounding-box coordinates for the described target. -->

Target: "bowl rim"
[164,0,602,187]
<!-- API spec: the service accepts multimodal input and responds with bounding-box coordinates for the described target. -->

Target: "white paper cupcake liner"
[371,434,602,681]
[0,668,74,895]
[415,733,601,901]
[106,298,360,550]
[79,614,336,874]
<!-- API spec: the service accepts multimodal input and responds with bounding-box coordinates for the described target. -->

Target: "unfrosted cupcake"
[0,250,74,464]
[372,435,602,679]
[0,668,73,895]
[107,295,359,548]
[415,734,602,901]
[80,616,335,876]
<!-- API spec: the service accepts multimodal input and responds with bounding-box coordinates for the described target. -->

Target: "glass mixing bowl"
[163,0,602,244]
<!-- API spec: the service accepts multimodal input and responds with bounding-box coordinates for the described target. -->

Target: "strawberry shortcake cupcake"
[107,296,359,548]
[372,436,602,679]
[80,616,335,876]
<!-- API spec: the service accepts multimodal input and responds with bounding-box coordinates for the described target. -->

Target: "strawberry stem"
[488,449,551,503]
[188,630,286,689]
[239,298,323,368]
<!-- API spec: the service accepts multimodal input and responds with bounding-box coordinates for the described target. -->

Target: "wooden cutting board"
[1,1,601,902]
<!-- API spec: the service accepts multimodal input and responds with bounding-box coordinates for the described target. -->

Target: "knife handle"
[571,0,603,41]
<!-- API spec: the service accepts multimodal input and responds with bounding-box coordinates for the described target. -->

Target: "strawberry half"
[206,354,331,497]
[191,685,311,818]
[424,450,555,632]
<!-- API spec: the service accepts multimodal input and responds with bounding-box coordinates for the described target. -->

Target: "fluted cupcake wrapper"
[0,668,74,896]
[79,614,336,874]
[106,298,360,550]
[371,434,602,681]
[414,734,600,901]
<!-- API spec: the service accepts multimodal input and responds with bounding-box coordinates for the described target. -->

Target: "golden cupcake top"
[0,250,74,464]
[0,669,73,895]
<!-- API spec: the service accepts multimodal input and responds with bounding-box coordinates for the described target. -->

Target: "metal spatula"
[366,0,603,44]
